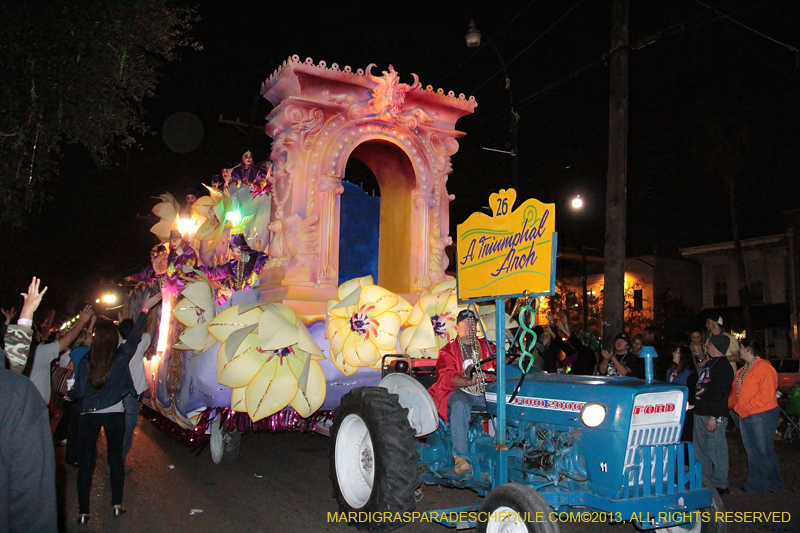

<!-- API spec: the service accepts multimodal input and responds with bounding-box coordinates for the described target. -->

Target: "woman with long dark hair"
[728,338,785,493]
[70,293,161,524]
[667,345,698,442]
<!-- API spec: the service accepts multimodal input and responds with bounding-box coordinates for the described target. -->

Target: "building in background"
[681,234,793,359]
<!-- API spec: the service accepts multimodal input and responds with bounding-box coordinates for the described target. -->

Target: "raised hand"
[20,277,48,321]
[143,292,163,312]
[77,305,95,326]
[1,307,17,325]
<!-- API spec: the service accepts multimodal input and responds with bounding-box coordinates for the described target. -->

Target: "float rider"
[428,309,493,477]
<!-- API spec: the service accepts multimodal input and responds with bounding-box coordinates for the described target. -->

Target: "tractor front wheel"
[329,386,419,532]
[477,483,559,533]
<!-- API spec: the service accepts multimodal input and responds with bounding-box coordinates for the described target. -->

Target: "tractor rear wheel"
[329,386,419,531]
[477,483,558,533]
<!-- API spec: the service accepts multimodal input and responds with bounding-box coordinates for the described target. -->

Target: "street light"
[465,20,520,192]
[571,195,588,332]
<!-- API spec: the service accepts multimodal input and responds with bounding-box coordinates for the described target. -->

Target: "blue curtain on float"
[338,181,380,283]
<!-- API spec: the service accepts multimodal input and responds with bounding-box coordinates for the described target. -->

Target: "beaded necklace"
[735,356,759,397]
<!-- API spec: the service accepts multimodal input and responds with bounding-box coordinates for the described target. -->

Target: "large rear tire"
[330,387,419,532]
[477,483,558,533]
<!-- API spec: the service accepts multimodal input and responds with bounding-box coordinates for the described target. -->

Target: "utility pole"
[603,0,629,345]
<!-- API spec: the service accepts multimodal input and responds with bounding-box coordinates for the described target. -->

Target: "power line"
[469,0,585,96]
[514,0,788,112]
[692,0,798,55]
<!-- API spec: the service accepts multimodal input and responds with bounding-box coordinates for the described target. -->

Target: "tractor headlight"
[581,403,606,427]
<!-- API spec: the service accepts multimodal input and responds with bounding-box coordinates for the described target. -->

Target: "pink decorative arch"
[259,56,477,311]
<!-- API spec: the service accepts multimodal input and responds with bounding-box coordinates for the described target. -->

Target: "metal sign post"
[456,188,557,487]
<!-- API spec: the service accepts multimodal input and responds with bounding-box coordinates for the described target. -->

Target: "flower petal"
[208,305,263,343]
[369,311,400,351]
[296,321,325,360]
[257,306,298,350]
[406,290,431,326]
[329,319,352,358]
[343,333,381,367]
[337,275,374,301]
[245,358,298,422]
[171,297,204,327]
[330,288,361,314]
[217,332,265,389]
[230,386,247,411]
[328,304,356,320]
[331,350,358,376]
[358,285,398,316]
[182,281,216,312]
[265,303,298,324]
[404,315,436,351]
[289,360,326,417]
[177,322,212,351]
[191,196,214,218]
[391,295,413,327]
[431,279,457,293]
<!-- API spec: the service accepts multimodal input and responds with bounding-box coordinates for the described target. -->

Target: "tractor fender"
[379,373,439,437]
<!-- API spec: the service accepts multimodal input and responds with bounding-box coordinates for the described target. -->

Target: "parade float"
[123,56,492,460]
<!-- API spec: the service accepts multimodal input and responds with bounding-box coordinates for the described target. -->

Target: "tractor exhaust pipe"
[639,346,656,383]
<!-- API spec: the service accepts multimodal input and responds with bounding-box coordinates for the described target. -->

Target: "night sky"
[2,0,798,315]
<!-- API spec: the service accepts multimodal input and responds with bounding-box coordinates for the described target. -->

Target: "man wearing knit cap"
[599,332,644,378]
[693,333,734,494]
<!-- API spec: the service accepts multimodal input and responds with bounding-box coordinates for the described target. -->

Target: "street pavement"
[54,414,800,533]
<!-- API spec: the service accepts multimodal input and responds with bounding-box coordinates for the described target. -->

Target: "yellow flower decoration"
[207,303,326,421]
[399,280,465,359]
[171,280,217,353]
[192,185,227,250]
[150,192,180,243]
[326,277,401,376]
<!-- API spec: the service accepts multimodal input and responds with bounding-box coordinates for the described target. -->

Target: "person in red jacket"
[728,338,785,493]
[428,309,492,477]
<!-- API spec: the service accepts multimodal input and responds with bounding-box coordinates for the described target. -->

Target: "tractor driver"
[428,309,493,477]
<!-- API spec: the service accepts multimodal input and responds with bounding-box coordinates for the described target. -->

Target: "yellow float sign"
[457,189,557,301]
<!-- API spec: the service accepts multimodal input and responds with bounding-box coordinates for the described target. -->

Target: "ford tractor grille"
[618,443,703,498]
[625,392,684,487]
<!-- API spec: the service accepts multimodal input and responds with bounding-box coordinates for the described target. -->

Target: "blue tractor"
[329,333,724,532]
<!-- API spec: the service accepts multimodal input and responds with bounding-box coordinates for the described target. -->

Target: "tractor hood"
[485,365,688,430]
